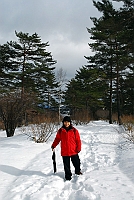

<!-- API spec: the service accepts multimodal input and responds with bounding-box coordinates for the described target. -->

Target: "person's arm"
[51,129,61,149]
[75,129,81,153]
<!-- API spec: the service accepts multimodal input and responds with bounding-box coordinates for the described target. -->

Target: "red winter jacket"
[52,126,81,156]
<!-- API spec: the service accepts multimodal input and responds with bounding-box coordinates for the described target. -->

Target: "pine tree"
[1,31,57,99]
[85,0,134,123]
[64,66,107,118]
[0,31,57,137]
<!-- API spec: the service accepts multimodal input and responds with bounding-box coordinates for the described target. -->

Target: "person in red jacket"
[51,116,82,181]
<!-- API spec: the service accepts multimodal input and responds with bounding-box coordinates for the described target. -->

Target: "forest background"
[0,0,134,138]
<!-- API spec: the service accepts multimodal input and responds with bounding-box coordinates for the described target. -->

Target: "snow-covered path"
[0,121,134,200]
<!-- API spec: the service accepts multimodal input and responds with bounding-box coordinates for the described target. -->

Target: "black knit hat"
[62,116,71,123]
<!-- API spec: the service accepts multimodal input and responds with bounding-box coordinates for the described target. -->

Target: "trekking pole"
[52,149,57,173]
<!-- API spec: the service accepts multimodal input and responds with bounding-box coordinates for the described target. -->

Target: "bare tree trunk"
[109,64,113,124]
[58,105,61,124]
[5,120,16,137]
[116,71,122,125]
[115,40,122,125]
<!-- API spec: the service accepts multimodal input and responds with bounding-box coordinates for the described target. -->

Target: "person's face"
[63,121,70,127]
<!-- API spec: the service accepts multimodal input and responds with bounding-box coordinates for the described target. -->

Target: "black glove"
[51,146,54,151]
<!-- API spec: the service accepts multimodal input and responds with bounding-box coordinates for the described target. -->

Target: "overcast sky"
[0,0,121,80]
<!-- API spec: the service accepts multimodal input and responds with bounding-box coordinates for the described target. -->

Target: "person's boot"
[75,171,83,175]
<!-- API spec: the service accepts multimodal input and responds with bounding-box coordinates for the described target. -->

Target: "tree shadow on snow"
[0,164,46,177]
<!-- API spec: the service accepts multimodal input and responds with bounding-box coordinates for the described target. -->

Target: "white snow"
[0,120,134,200]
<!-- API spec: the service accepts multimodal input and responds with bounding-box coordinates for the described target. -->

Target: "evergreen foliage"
[85,0,134,123]
[0,31,58,137]
[0,31,57,102]
[64,66,107,118]
[64,0,134,123]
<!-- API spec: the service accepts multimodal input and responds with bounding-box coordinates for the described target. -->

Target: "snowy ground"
[0,120,134,200]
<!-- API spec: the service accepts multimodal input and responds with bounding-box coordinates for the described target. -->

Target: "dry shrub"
[22,111,59,143]
[24,109,59,124]
[95,109,109,120]
[0,120,4,130]
[72,109,91,125]
[121,115,134,133]
[121,115,134,143]
[112,113,118,124]
[121,115,134,125]
[30,122,56,143]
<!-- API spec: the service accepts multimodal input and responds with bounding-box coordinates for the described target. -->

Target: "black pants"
[62,154,80,180]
